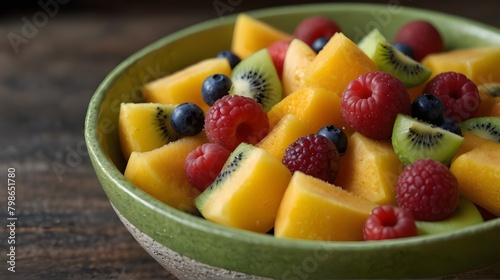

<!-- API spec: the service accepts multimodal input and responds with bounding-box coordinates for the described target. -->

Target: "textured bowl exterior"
[85,3,500,279]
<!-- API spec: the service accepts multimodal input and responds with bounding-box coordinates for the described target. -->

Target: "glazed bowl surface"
[85,3,500,279]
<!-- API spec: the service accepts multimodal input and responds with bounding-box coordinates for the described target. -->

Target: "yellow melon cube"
[282,39,316,97]
[231,14,292,59]
[451,131,494,163]
[334,132,403,205]
[257,114,315,161]
[451,142,500,216]
[422,47,500,85]
[267,87,344,132]
[124,135,207,212]
[275,171,378,241]
[142,58,231,113]
[302,32,378,97]
[195,143,292,233]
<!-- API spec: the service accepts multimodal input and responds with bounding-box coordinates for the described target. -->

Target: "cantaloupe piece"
[334,132,403,206]
[257,114,315,161]
[301,32,378,97]
[281,39,316,97]
[274,171,378,241]
[267,87,345,132]
[451,131,495,163]
[124,135,207,212]
[476,83,500,117]
[231,14,292,59]
[195,143,292,233]
[142,58,231,113]
[450,141,500,216]
[422,47,500,85]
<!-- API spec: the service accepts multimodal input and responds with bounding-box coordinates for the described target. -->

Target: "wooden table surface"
[1,1,500,279]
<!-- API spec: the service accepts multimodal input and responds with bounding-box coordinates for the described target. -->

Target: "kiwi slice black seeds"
[461,117,500,142]
[407,127,444,147]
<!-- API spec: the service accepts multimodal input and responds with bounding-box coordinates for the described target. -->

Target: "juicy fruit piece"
[460,116,500,142]
[358,28,432,88]
[230,48,283,111]
[201,74,232,106]
[391,114,464,165]
[256,114,314,161]
[317,125,348,156]
[216,50,241,69]
[169,103,205,137]
[415,197,483,235]
[452,131,495,162]
[421,46,500,85]
[274,171,378,241]
[195,143,292,233]
[119,102,180,160]
[267,39,291,79]
[184,143,231,192]
[450,141,500,216]
[335,132,403,206]
[477,83,500,117]
[124,135,207,212]
[302,32,378,97]
[411,94,445,125]
[204,95,269,151]
[142,58,231,113]
[281,39,316,97]
[394,20,444,61]
[341,71,411,140]
[424,72,480,122]
[396,158,460,221]
[293,16,341,46]
[282,134,341,184]
[363,205,418,241]
[268,87,344,133]
[231,13,292,59]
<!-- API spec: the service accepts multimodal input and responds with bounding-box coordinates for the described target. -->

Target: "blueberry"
[311,37,330,53]
[170,102,205,136]
[216,50,241,69]
[411,94,444,125]
[317,125,348,156]
[202,74,232,106]
[393,43,414,59]
[439,118,462,136]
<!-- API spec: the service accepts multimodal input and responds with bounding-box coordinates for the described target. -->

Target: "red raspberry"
[204,95,270,151]
[424,72,480,122]
[282,134,340,184]
[184,143,231,192]
[363,205,418,241]
[341,71,411,140]
[267,39,291,79]
[396,158,460,221]
[394,20,444,61]
[293,16,341,46]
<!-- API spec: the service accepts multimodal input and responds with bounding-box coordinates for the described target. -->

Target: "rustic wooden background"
[1,0,500,279]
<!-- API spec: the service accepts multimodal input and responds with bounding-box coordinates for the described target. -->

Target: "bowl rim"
[85,2,500,253]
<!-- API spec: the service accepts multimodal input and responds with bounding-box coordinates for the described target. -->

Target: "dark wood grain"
[1,1,500,279]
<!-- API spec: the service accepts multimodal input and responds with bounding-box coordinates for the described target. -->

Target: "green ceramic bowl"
[85,3,500,279]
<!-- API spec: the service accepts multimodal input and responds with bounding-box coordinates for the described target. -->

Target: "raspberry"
[396,158,460,221]
[341,71,411,140]
[363,205,418,241]
[394,20,444,61]
[204,95,270,151]
[293,16,341,46]
[282,134,340,184]
[424,72,480,122]
[267,39,291,78]
[184,143,231,192]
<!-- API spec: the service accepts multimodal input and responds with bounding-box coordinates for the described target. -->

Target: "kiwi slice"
[229,48,283,111]
[358,28,432,88]
[416,197,484,235]
[478,83,500,97]
[392,114,464,165]
[460,116,500,142]
[118,102,181,160]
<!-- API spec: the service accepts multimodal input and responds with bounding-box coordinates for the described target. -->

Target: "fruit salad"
[118,13,500,242]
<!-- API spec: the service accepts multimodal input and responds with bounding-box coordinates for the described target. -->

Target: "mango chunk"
[282,38,316,97]
[275,171,378,241]
[450,141,500,216]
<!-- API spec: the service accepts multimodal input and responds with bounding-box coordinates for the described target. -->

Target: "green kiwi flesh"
[358,28,432,88]
[416,197,484,235]
[392,114,464,165]
[229,48,282,111]
[460,116,500,142]
[478,83,500,97]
